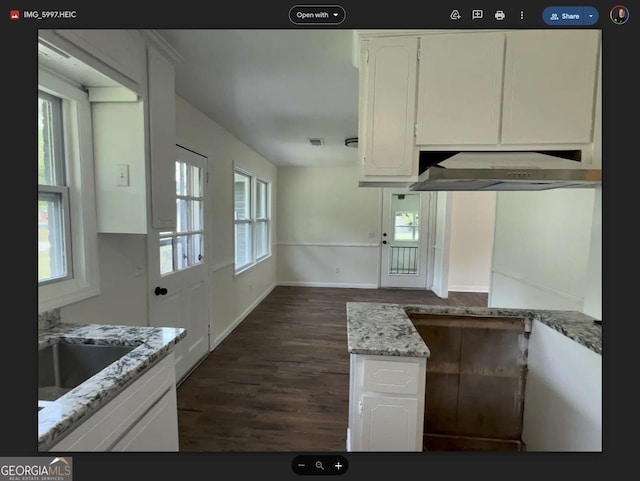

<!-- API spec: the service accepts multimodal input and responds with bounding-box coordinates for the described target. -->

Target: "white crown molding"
[139,30,184,65]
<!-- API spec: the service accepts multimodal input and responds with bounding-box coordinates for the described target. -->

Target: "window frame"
[38,67,100,313]
[159,158,205,276]
[233,167,271,275]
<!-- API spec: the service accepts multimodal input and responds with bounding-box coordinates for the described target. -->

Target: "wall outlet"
[335,266,340,274]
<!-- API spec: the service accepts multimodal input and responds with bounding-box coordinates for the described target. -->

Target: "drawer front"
[360,358,422,395]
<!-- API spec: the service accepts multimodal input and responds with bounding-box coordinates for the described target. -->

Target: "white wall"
[582,186,602,319]
[488,187,602,451]
[174,95,278,348]
[61,234,149,326]
[62,95,279,345]
[277,166,381,288]
[447,192,496,292]
[522,320,602,451]
[489,188,598,311]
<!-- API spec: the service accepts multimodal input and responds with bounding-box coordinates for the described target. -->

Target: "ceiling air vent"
[308,138,325,146]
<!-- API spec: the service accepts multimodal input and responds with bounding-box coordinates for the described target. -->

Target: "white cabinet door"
[501,30,600,144]
[111,385,179,451]
[147,45,178,230]
[416,32,505,146]
[359,36,419,184]
[348,354,426,452]
[361,395,419,451]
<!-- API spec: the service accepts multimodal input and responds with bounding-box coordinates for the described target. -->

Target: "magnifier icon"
[315,461,324,470]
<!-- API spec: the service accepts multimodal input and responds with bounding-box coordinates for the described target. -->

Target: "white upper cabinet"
[146,44,177,230]
[416,32,505,146]
[358,36,419,185]
[501,30,600,145]
[415,29,600,147]
[38,29,179,232]
[355,29,601,177]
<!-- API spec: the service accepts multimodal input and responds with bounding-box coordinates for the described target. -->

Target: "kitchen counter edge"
[346,302,601,357]
[37,322,186,451]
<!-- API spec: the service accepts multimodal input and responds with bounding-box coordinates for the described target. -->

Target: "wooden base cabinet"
[347,354,426,452]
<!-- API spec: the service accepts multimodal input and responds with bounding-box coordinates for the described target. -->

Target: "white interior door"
[148,144,209,384]
[380,189,432,289]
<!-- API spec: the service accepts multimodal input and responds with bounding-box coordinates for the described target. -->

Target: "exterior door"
[148,144,209,384]
[380,189,432,289]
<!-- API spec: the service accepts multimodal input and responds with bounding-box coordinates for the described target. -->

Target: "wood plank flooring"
[176,286,488,452]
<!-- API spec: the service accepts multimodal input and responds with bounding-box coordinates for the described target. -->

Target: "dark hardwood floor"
[176,286,488,452]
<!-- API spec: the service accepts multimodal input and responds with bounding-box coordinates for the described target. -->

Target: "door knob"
[382,240,387,245]
[154,286,168,296]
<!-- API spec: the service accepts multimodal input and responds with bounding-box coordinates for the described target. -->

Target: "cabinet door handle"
[359,400,363,416]
[154,286,168,296]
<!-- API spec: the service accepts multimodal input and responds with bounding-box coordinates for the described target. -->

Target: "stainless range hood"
[409,151,602,191]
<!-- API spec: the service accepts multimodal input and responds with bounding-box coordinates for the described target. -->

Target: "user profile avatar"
[610,5,629,25]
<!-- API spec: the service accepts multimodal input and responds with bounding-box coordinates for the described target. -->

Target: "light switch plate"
[117,164,130,186]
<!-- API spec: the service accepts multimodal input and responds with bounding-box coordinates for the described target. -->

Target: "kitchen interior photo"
[37,28,602,453]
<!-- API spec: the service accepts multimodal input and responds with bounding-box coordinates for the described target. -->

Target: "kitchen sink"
[38,342,136,402]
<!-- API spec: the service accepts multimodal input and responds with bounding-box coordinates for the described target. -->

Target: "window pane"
[176,235,189,270]
[234,172,250,220]
[159,237,174,275]
[190,200,202,231]
[177,199,188,232]
[256,221,269,259]
[191,233,203,265]
[176,161,187,196]
[38,192,67,282]
[190,165,202,197]
[394,212,419,241]
[235,223,252,269]
[256,180,267,219]
[38,93,62,186]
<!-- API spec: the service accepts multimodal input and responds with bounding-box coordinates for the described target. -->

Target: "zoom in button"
[289,5,346,25]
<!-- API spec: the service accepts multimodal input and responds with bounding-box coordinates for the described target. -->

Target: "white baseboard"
[210,282,277,351]
[277,281,378,289]
[447,285,489,293]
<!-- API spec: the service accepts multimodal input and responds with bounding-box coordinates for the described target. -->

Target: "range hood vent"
[410,151,602,191]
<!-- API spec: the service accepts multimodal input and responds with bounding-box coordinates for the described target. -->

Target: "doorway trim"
[378,188,437,290]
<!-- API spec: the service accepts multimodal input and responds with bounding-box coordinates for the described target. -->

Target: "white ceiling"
[155,29,360,168]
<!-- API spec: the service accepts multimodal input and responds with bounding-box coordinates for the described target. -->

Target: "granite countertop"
[37,321,186,451]
[346,303,601,358]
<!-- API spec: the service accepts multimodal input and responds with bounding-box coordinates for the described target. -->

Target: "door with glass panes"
[380,189,432,289]
[148,144,209,384]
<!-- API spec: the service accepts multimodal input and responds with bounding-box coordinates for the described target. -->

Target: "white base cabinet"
[347,354,426,451]
[49,352,179,452]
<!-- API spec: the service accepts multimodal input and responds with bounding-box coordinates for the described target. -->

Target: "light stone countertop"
[346,303,601,357]
[37,320,186,451]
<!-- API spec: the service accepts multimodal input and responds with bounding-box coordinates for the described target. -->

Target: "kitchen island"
[38,310,186,452]
[346,302,601,451]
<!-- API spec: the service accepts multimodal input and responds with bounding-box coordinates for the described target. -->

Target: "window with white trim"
[38,69,100,312]
[38,91,72,285]
[234,169,271,273]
